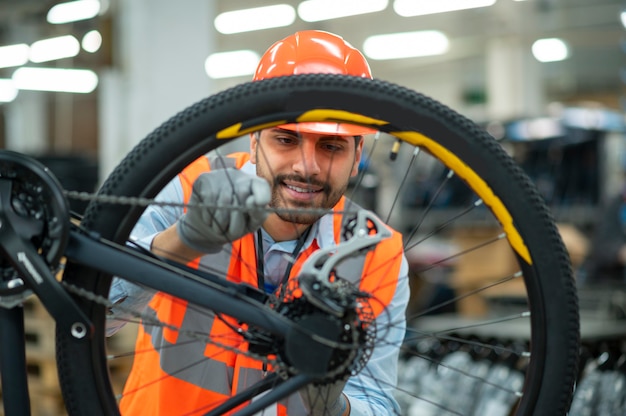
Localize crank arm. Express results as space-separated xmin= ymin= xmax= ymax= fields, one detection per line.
xmin=0 ymin=180 xmax=92 ymax=340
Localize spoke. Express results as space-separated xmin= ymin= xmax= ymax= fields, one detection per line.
xmin=400 ymin=333 xmax=529 ymax=359
xmin=385 ymin=146 xmax=420 ymax=224
xmin=408 ymin=271 xmax=524 ymax=319
xmin=231 ymin=374 xmax=313 ymax=416
xmin=347 ymin=133 xmax=380 ymax=204
xmin=359 ymin=367 xmax=464 ymax=416
xmin=404 ymin=199 xmax=484 ymax=252
xmin=411 ymin=232 xmax=508 ymax=275
xmin=420 ymin=312 xmax=532 ymax=338
xmin=203 ymin=373 xmax=282 ymax=416
xmin=402 ymin=351 xmax=523 ymax=396
xmin=402 ymin=168 xmax=455 ymax=246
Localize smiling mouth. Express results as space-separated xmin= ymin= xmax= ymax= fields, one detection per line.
xmin=284 ymin=183 xmax=322 ymax=194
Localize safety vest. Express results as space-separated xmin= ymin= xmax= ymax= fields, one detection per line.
xmin=119 ymin=153 xmax=404 ymax=416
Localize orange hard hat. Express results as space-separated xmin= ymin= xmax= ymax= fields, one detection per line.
xmin=254 ymin=30 xmax=376 ymax=136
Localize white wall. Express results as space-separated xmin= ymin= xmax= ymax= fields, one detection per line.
xmin=98 ymin=0 xmax=216 ymax=180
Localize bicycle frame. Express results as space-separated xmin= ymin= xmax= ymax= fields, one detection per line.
xmin=0 ymin=153 xmax=388 ymax=415
xmin=1 ymin=218 xmax=315 ymax=416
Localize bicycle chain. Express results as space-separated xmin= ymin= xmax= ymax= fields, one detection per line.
xmin=64 ymin=190 xmax=186 ymax=209
xmin=63 ymin=190 xmax=359 ymax=217
xmin=60 ymin=280 xmax=284 ymax=373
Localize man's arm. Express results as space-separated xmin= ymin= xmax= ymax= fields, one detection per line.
xmin=107 ymin=168 xmax=271 ymax=334
xmin=151 ymin=224 xmax=205 ymax=263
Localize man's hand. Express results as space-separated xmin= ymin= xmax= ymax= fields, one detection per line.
xmin=300 ymin=380 xmax=349 ymax=416
xmin=177 ymin=168 xmax=271 ymax=252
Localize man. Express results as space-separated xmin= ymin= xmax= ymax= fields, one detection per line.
xmin=109 ymin=30 xmax=409 ymax=416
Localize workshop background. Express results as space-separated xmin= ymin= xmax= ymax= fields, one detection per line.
xmin=0 ymin=1 xmax=625 ymax=414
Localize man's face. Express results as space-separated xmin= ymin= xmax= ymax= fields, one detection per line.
xmin=250 ymin=127 xmax=363 ymax=225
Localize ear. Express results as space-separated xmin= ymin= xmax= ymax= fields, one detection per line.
xmin=351 ymin=138 xmax=364 ymax=177
xmin=249 ymin=132 xmax=258 ymax=164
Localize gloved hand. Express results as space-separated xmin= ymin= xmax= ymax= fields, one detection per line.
xmin=300 ymin=379 xmax=349 ymax=416
xmin=177 ymin=168 xmax=271 ymax=253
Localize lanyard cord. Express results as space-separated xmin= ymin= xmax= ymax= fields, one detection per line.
xmin=256 ymin=227 xmax=312 ymax=293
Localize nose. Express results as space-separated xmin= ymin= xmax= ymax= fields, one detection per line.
xmin=292 ymin=139 xmax=321 ymax=177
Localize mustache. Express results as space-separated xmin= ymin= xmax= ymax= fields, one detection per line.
xmin=273 ymin=174 xmax=330 ymax=194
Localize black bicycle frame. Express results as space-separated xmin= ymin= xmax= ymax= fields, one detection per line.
xmin=0 ymin=224 xmax=309 ymax=416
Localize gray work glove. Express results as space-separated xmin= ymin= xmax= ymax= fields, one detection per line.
xmin=300 ymin=380 xmax=348 ymax=416
xmin=177 ymin=168 xmax=271 ymax=253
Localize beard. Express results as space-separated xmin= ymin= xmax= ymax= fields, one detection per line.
xmin=269 ymin=173 xmax=348 ymax=225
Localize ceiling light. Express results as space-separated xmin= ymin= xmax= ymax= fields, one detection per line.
xmin=394 ymin=0 xmax=496 ymax=17
xmin=47 ymin=0 xmax=101 ymax=24
xmin=214 ymin=4 xmax=296 ymax=34
xmin=205 ymin=50 xmax=260 ymax=79
xmin=621 ymin=10 xmax=626 ymax=28
xmin=30 ymin=35 xmax=80 ymax=63
xmin=0 ymin=79 xmax=18 ymax=103
xmin=363 ymin=31 xmax=449 ymax=60
xmin=82 ymin=30 xmax=102 ymax=53
xmin=298 ymin=0 xmax=388 ymax=22
xmin=531 ymin=38 xmax=569 ymax=63
xmin=13 ymin=67 xmax=98 ymax=93
xmin=0 ymin=44 xmax=30 ymax=69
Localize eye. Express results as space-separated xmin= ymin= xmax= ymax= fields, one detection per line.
xmin=320 ymin=141 xmax=345 ymax=153
xmin=275 ymin=135 xmax=299 ymax=145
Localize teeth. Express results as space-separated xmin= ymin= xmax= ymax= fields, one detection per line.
xmin=287 ymin=184 xmax=317 ymax=193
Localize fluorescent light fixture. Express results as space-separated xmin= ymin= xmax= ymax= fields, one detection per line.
xmin=621 ymin=10 xmax=626 ymax=28
xmin=531 ymin=38 xmax=569 ymax=62
xmin=0 ymin=44 xmax=30 ymax=69
xmin=47 ymin=0 xmax=101 ymax=24
xmin=82 ymin=30 xmax=102 ymax=53
xmin=0 ymin=79 xmax=18 ymax=103
xmin=363 ymin=31 xmax=449 ymax=60
xmin=298 ymin=0 xmax=388 ymax=22
xmin=205 ymin=50 xmax=260 ymax=79
xmin=394 ymin=0 xmax=496 ymax=17
xmin=13 ymin=67 xmax=98 ymax=93
xmin=30 ymin=35 xmax=80 ymax=63
xmin=214 ymin=4 xmax=295 ymax=34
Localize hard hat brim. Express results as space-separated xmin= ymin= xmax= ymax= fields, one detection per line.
xmin=279 ymin=122 xmax=377 ymax=136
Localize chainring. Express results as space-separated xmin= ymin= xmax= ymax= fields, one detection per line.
xmin=0 ymin=151 xmax=70 ymax=306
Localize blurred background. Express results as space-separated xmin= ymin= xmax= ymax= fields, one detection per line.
xmin=1 ymin=2 xmax=626 ymax=414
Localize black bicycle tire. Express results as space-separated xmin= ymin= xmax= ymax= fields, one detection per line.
xmin=56 ymin=73 xmax=579 ymax=416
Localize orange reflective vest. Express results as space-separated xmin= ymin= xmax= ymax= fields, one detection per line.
xmin=119 ymin=153 xmax=404 ymax=416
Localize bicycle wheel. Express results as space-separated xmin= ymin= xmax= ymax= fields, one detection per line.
xmin=56 ymin=74 xmax=579 ymax=416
